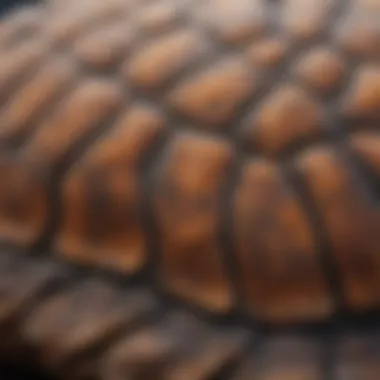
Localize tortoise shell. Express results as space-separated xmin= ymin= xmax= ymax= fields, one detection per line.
xmin=0 ymin=0 xmax=379 ymax=379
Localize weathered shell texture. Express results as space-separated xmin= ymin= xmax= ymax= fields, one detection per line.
xmin=0 ymin=0 xmax=379 ymax=378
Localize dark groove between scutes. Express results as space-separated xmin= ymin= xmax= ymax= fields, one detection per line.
xmin=284 ymin=161 xmax=346 ymax=316
xmin=32 ymin=89 xmax=129 ymax=255
xmin=321 ymin=333 xmax=338 ymax=380
xmin=216 ymin=152 xmax=246 ymax=319
xmin=138 ymin=112 xmax=172 ymax=286
xmin=0 ymin=41 xmax=48 ymax=110
xmin=5 ymin=236 xmax=380 ymax=336
xmin=346 ymin=148 xmax=380 ymax=202
xmin=7 ymin=59 xmax=80 ymax=151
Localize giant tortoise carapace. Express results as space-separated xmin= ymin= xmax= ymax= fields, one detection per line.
xmin=0 ymin=0 xmax=379 ymax=379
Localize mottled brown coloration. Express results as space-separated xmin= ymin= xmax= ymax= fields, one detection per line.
xmin=246 ymin=38 xmax=288 ymax=69
xmin=296 ymin=147 xmax=380 ymax=310
xmin=57 ymin=105 xmax=165 ymax=273
xmin=233 ymin=159 xmax=332 ymax=322
xmin=0 ymin=157 xmax=48 ymax=246
xmin=197 ymin=0 xmax=268 ymax=44
xmin=0 ymin=56 xmax=77 ymax=142
xmin=343 ymin=66 xmax=380 ymax=119
xmin=127 ymin=30 xmax=208 ymax=90
xmin=350 ymin=131 xmax=380 ymax=175
xmin=294 ymin=47 xmax=345 ymax=93
xmin=23 ymin=79 xmax=123 ymax=166
xmin=72 ymin=21 xmax=133 ymax=70
xmin=243 ymin=84 xmax=325 ymax=155
xmin=154 ymin=133 xmax=234 ymax=312
xmin=0 ymin=38 xmax=49 ymax=104
xmin=0 ymin=0 xmax=379 ymax=379
xmin=136 ymin=0 xmax=179 ymax=35
xmin=169 ymin=58 xmax=255 ymax=127
xmin=280 ymin=0 xmax=334 ymax=41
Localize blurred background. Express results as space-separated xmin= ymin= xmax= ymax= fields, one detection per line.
xmin=0 ymin=2 xmax=50 ymax=378
xmin=0 ymin=0 xmax=40 ymax=16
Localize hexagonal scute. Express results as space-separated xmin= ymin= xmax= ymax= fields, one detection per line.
xmin=125 ymin=29 xmax=208 ymax=91
xmin=153 ymin=132 xmax=235 ymax=312
xmin=342 ymin=66 xmax=380 ymax=120
xmin=168 ymin=58 xmax=256 ymax=128
xmin=242 ymin=84 xmax=326 ymax=156
xmin=294 ymin=47 xmax=346 ymax=94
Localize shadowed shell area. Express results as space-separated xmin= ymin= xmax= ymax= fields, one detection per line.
xmin=0 ymin=0 xmax=379 ymax=379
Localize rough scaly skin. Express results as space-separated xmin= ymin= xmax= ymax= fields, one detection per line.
xmin=0 ymin=0 xmax=379 ymax=379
